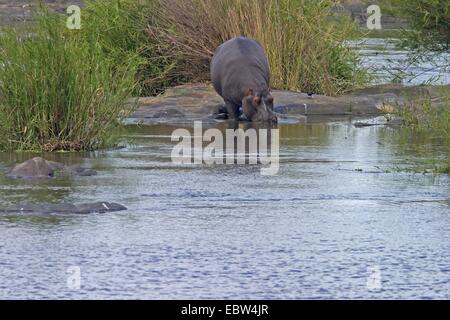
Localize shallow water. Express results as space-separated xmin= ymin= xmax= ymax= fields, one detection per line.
xmin=0 ymin=120 xmax=449 ymax=299
xmin=354 ymin=38 xmax=450 ymax=85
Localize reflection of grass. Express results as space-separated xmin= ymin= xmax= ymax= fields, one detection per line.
xmin=398 ymin=99 xmax=450 ymax=142
xmin=393 ymin=95 xmax=450 ymax=174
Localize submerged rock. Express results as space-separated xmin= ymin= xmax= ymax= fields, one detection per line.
xmin=70 ymin=166 xmax=98 ymax=177
xmin=6 ymin=157 xmax=97 ymax=179
xmin=0 ymin=202 xmax=127 ymax=215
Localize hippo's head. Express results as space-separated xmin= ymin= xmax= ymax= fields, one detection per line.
xmin=242 ymin=89 xmax=278 ymax=123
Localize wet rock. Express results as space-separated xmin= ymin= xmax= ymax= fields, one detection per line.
xmin=6 ymin=157 xmax=97 ymax=179
xmin=129 ymin=83 xmax=448 ymax=124
xmin=0 ymin=202 xmax=127 ymax=215
xmin=7 ymin=157 xmax=56 ymax=178
xmin=354 ymin=122 xmax=376 ymax=128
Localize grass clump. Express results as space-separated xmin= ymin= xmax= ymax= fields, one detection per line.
xmin=395 ymin=95 xmax=450 ymax=174
xmin=0 ymin=5 xmax=143 ymax=151
xmin=148 ymin=0 xmax=368 ymax=96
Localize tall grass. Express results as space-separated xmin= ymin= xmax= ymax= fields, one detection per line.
xmin=147 ymin=0 xmax=368 ymax=96
xmin=81 ymin=0 xmax=176 ymax=96
xmin=0 ymin=5 xmax=143 ymax=151
xmin=0 ymin=0 xmax=369 ymax=151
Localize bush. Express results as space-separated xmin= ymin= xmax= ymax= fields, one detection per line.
xmin=147 ymin=0 xmax=368 ymax=96
xmin=0 ymin=6 xmax=143 ymax=151
xmin=383 ymin=0 xmax=450 ymax=52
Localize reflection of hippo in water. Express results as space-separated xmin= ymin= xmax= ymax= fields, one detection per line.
xmin=211 ymin=37 xmax=277 ymax=122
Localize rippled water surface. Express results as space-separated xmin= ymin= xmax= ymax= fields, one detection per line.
xmin=354 ymin=37 xmax=450 ymax=85
xmin=0 ymin=120 xmax=449 ymax=299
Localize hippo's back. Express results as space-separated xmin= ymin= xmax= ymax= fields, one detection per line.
xmin=211 ymin=37 xmax=270 ymax=104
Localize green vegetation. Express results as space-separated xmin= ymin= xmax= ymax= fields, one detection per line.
xmin=0 ymin=5 xmax=143 ymax=151
xmin=0 ymin=0 xmax=369 ymax=151
xmin=81 ymin=0 xmax=174 ymax=96
xmin=149 ymin=0 xmax=368 ymax=96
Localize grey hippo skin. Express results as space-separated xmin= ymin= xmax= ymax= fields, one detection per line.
xmin=211 ymin=37 xmax=277 ymax=122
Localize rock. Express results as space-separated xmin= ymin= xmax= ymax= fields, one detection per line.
xmin=46 ymin=160 xmax=65 ymax=171
xmin=7 ymin=157 xmax=57 ymax=178
xmin=7 ymin=157 xmax=97 ymax=179
xmin=70 ymin=166 xmax=98 ymax=177
xmin=128 ymin=83 xmax=448 ymax=125
xmin=385 ymin=118 xmax=405 ymax=128
xmin=74 ymin=202 xmax=126 ymax=213
xmin=151 ymin=109 xmax=185 ymax=119
xmin=354 ymin=122 xmax=377 ymax=128
xmin=0 ymin=202 xmax=127 ymax=215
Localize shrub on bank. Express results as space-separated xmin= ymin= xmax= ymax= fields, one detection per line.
xmin=0 ymin=7 xmax=143 ymax=151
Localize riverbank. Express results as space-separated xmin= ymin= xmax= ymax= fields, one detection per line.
xmin=128 ymin=83 xmax=450 ymax=125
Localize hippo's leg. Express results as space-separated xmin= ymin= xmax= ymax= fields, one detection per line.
xmin=225 ymin=100 xmax=240 ymax=120
xmin=217 ymin=104 xmax=228 ymax=114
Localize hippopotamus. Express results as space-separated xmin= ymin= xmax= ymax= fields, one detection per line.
xmin=211 ymin=37 xmax=277 ymax=122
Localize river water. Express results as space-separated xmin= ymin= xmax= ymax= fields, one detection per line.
xmin=0 ymin=120 xmax=449 ymax=299
xmin=1 ymin=37 xmax=450 ymax=299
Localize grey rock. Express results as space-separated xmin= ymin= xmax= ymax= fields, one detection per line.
xmin=0 ymin=202 xmax=127 ymax=215
xmin=7 ymin=157 xmax=97 ymax=179
xmin=70 ymin=166 xmax=98 ymax=177
xmin=7 ymin=157 xmax=56 ymax=178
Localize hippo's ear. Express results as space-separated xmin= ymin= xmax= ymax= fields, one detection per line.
xmin=244 ymin=88 xmax=254 ymax=97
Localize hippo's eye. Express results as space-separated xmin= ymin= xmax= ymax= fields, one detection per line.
xmin=266 ymin=96 xmax=274 ymax=104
